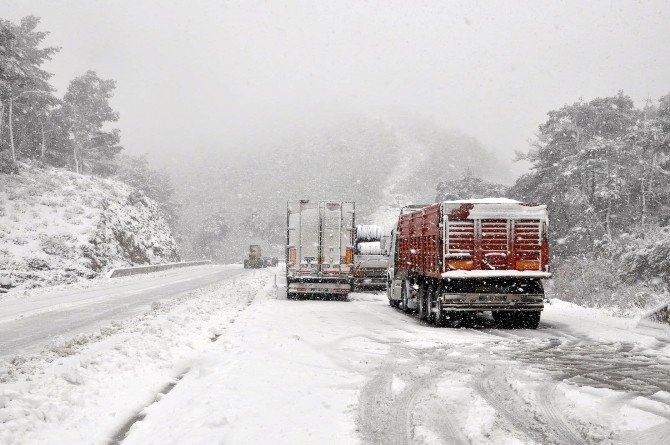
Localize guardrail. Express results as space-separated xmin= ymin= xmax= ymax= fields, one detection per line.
xmin=641 ymin=301 xmax=670 ymax=325
xmin=107 ymin=260 xmax=212 ymax=278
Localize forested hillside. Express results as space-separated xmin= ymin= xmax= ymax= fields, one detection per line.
xmin=0 ymin=16 xmax=180 ymax=290
xmin=509 ymin=93 xmax=670 ymax=314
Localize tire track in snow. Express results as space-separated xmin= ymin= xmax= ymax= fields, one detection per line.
xmin=357 ymin=346 xmax=468 ymax=445
xmin=473 ymin=367 xmax=561 ymax=444
xmin=534 ymin=382 xmax=585 ymax=445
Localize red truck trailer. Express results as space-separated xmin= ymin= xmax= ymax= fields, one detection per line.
xmin=386 ymin=199 xmax=550 ymax=328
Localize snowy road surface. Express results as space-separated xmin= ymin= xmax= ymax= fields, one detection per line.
xmin=2 ymin=268 xmax=670 ymax=444
xmin=0 ymin=264 xmax=248 ymax=357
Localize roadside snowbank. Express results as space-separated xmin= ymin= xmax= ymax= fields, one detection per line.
xmin=0 ymin=164 xmax=178 ymax=291
xmin=0 ymin=267 xmax=273 ymax=444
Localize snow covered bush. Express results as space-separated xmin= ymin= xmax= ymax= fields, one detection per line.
xmin=550 ymin=254 xmax=668 ymax=316
xmin=0 ymin=151 xmax=19 ymax=174
xmin=0 ymin=164 xmax=179 ymax=291
xmin=613 ymin=227 xmax=670 ymax=286
xmin=551 ymin=230 xmax=670 ymax=316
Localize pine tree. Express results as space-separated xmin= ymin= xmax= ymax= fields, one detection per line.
xmin=61 ymin=71 xmax=122 ymax=174
xmin=0 ymin=16 xmax=59 ymax=167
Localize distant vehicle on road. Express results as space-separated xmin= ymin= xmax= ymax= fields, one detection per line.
xmin=244 ymin=245 xmax=264 ymax=269
xmin=285 ymin=200 xmax=355 ymax=299
xmin=387 ymin=199 xmax=550 ymax=329
xmin=262 ymin=257 xmax=279 ymax=267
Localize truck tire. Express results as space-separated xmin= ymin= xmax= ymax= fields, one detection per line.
xmin=389 ymin=296 xmax=400 ymax=308
xmin=514 ymin=311 xmax=541 ymax=329
xmin=426 ymin=285 xmax=436 ymax=324
xmin=493 ymin=311 xmax=541 ymax=329
xmin=402 ymin=280 xmax=412 ymax=313
xmin=434 ymin=299 xmax=445 ymax=327
xmin=417 ymin=283 xmax=428 ymax=321
xmin=492 ymin=311 xmax=513 ymax=329
xmin=387 ymin=278 xmax=399 ymax=308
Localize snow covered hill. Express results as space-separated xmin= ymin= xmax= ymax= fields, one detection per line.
xmin=0 ymin=164 xmax=178 ymax=291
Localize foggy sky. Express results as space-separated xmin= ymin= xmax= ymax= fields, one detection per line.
xmin=5 ymin=0 xmax=670 ymax=174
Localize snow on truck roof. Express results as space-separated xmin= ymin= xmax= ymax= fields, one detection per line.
xmin=443 ymin=198 xmax=521 ymax=204
xmin=441 ymin=198 xmax=548 ymax=220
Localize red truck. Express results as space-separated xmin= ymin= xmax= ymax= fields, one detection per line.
xmin=386 ymin=199 xmax=550 ymax=328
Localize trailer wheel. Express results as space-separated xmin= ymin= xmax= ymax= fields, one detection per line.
xmin=514 ymin=311 xmax=541 ymax=329
xmin=389 ymin=297 xmax=400 ymax=308
xmin=492 ymin=311 xmax=512 ymax=329
xmin=434 ymin=299 xmax=445 ymax=327
xmin=426 ymin=285 xmax=437 ymax=324
xmin=386 ymin=278 xmax=393 ymax=306
xmin=417 ymin=283 xmax=428 ymax=321
xmin=493 ymin=311 xmax=541 ymax=329
xmin=402 ymin=280 xmax=412 ymax=313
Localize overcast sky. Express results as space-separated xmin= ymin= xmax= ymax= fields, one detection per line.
xmin=5 ymin=0 xmax=670 ymax=172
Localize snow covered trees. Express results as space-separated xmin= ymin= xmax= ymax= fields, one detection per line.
xmin=114 ymin=154 xmax=180 ymax=227
xmin=511 ymin=92 xmax=670 ymax=257
xmin=435 ymin=173 xmax=507 ymax=202
xmin=511 ymin=92 xmax=670 ymax=312
xmin=61 ymin=71 xmax=122 ymax=175
xmin=0 ymin=16 xmax=123 ymax=175
xmin=193 ymin=211 xmax=229 ymax=261
xmin=0 ymin=16 xmax=59 ymax=170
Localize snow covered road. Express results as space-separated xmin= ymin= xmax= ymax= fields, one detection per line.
xmin=120 ymin=288 xmax=670 ymax=444
xmin=0 ymin=264 xmax=249 ymax=357
xmin=2 ymin=269 xmax=670 ymax=444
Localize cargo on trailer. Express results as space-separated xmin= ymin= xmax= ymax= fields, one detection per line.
xmin=352 ymin=224 xmax=389 ymax=291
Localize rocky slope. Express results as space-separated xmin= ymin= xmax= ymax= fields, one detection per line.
xmin=0 ymin=164 xmax=178 ymax=291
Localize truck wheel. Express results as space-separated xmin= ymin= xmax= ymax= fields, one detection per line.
xmin=514 ymin=311 xmax=541 ymax=329
xmin=387 ymin=278 xmax=397 ymax=307
xmin=417 ymin=284 xmax=428 ymax=321
xmin=434 ymin=299 xmax=445 ymax=327
xmin=402 ymin=281 xmax=412 ymax=313
xmin=492 ymin=311 xmax=514 ymax=329
xmin=426 ymin=285 xmax=436 ymax=324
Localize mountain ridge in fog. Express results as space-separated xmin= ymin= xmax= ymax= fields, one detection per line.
xmin=169 ymin=113 xmax=510 ymax=261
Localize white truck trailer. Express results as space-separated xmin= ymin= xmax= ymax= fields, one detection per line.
xmin=285 ymin=200 xmax=355 ymax=299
